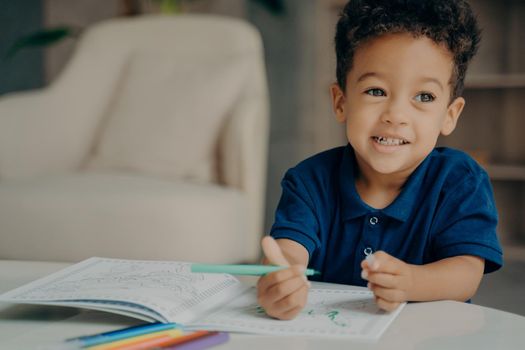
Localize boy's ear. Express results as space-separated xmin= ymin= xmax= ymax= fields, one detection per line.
xmin=330 ymin=83 xmax=347 ymax=123
xmin=441 ymin=96 xmax=465 ymax=136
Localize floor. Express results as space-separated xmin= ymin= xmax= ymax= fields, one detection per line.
xmin=472 ymin=246 xmax=525 ymax=316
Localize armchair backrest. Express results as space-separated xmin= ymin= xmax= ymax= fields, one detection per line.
xmin=83 ymin=15 xmax=269 ymax=255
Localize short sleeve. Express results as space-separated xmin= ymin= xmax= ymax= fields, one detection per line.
xmin=430 ymin=171 xmax=503 ymax=273
xmin=270 ymin=169 xmax=321 ymax=257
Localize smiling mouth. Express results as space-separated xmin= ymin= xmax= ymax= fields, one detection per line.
xmin=372 ymin=136 xmax=410 ymax=146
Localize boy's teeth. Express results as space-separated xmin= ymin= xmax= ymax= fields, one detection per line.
xmin=374 ymin=136 xmax=408 ymax=146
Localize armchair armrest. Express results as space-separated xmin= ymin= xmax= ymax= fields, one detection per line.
xmin=0 ymin=89 xmax=77 ymax=179
xmin=219 ymin=54 xmax=269 ymax=261
xmin=0 ymin=24 xmax=127 ymax=180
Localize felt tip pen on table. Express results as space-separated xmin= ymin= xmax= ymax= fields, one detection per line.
xmin=62 ymin=322 xmax=180 ymax=348
xmin=88 ymin=329 xmax=184 ymax=350
xmin=163 ymin=332 xmax=229 ymax=350
xmin=190 ymin=264 xmax=320 ymax=276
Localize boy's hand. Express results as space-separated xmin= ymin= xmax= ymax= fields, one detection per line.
xmin=360 ymin=251 xmax=414 ymax=312
xmin=256 ymin=236 xmax=310 ymax=320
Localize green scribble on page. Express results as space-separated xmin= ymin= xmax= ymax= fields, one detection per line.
xmin=255 ymin=305 xmax=266 ymax=314
xmin=326 ymin=310 xmax=347 ymax=327
xmin=307 ymin=309 xmax=314 ymax=315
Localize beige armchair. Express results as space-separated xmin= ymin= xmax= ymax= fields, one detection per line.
xmin=0 ymin=15 xmax=269 ymax=263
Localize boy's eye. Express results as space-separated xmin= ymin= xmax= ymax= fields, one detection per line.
xmin=365 ymin=88 xmax=386 ymax=97
xmin=414 ymin=93 xmax=435 ymax=102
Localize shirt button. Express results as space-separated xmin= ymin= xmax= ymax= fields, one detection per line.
xmin=369 ymin=216 xmax=379 ymax=225
xmin=364 ymin=247 xmax=374 ymax=256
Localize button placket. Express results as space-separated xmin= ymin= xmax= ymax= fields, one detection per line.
xmin=363 ymin=215 xmax=381 ymax=260
xmin=357 ymin=214 xmax=382 ymax=282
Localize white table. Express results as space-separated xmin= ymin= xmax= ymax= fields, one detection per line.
xmin=1 ymin=260 xmax=524 ymax=350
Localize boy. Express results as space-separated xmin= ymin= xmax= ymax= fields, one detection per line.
xmin=257 ymin=0 xmax=503 ymax=320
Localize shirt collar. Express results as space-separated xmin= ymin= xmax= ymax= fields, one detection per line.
xmin=339 ymin=144 xmax=429 ymax=222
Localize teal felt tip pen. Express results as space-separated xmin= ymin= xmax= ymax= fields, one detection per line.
xmin=190 ymin=264 xmax=320 ymax=276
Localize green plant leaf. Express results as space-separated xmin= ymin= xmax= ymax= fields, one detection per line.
xmin=160 ymin=0 xmax=180 ymax=14
xmin=5 ymin=26 xmax=74 ymax=59
xmin=251 ymin=0 xmax=285 ymax=15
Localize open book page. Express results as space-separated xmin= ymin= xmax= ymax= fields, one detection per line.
xmin=0 ymin=258 xmax=405 ymax=339
xmin=36 ymin=299 xmax=162 ymax=322
xmin=0 ymin=257 xmax=247 ymax=324
xmin=189 ymin=287 xmax=405 ymax=339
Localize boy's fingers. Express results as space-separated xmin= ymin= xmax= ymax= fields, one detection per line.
xmin=365 ymin=254 xmax=380 ymax=270
xmin=257 ymin=265 xmax=306 ymax=293
xmin=277 ymin=305 xmax=304 ymax=320
xmin=363 ymin=251 xmax=402 ymax=274
xmin=263 ymin=275 xmax=309 ymax=304
xmin=365 ymin=272 xmax=397 ymax=288
xmin=272 ymin=283 xmax=309 ymax=314
xmin=262 ymin=236 xmax=289 ymax=266
xmin=374 ymin=296 xmax=401 ymax=312
xmin=368 ymin=283 xmax=406 ymax=302
xmin=256 ymin=271 xmax=289 ymax=294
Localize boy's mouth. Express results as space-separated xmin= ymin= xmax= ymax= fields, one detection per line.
xmin=372 ymin=136 xmax=410 ymax=146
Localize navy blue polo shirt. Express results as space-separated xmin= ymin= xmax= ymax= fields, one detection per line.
xmin=270 ymin=144 xmax=503 ymax=287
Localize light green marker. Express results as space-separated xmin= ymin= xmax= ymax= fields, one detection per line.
xmin=190 ymin=264 xmax=320 ymax=276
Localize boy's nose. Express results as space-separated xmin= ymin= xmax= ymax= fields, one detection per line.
xmin=380 ymin=99 xmax=409 ymax=126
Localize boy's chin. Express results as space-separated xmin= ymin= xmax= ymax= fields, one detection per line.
xmin=366 ymin=159 xmax=420 ymax=177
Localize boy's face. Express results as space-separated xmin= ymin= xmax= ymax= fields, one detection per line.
xmin=331 ymin=33 xmax=465 ymax=180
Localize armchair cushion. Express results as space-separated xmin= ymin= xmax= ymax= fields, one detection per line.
xmin=88 ymin=52 xmax=247 ymax=183
xmin=0 ymin=173 xmax=249 ymax=262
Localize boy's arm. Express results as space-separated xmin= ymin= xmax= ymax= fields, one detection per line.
xmin=409 ymin=255 xmax=484 ymax=301
xmin=261 ymin=238 xmax=309 ymax=267
xmin=362 ymin=252 xmax=484 ymax=311
xmin=257 ymin=237 xmax=310 ymax=320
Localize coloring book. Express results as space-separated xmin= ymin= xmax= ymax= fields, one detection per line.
xmin=0 ymin=257 xmax=405 ymax=339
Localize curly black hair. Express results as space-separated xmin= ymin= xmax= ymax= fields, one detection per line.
xmin=335 ymin=0 xmax=481 ymax=101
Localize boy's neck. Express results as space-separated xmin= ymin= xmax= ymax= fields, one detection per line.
xmin=354 ymin=157 xmax=413 ymax=210
xmin=355 ymin=175 xmax=404 ymax=210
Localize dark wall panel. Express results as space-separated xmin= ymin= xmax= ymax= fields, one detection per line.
xmin=0 ymin=0 xmax=44 ymax=95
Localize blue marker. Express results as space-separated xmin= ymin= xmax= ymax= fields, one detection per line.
xmin=63 ymin=322 xmax=180 ymax=348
